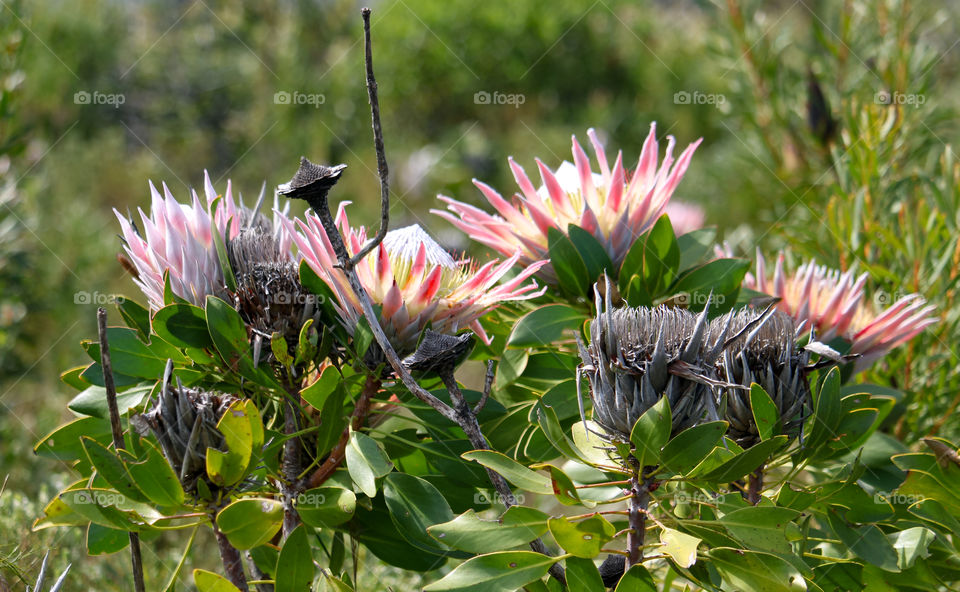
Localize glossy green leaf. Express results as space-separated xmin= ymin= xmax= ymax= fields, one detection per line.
xmin=548 ymin=227 xmax=590 ymax=297
xmin=82 ymin=327 xmax=187 ymax=379
xmin=805 ymin=366 xmax=843 ymax=453
xmin=383 ymin=473 xmax=458 ymax=555
xmin=345 ymin=430 xmax=394 ymax=497
xmin=82 ymin=437 xmax=149 ymax=503
xmin=297 ymin=486 xmax=356 ymax=528
xmin=571 ymin=421 xmax=614 ymax=467
xmin=301 ymin=366 xmax=341 ymax=410
xmin=508 ymin=304 xmax=584 ymax=348
xmin=677 ymin=227 xmax=718 ymax=271
xmin=123 ymin=439 xmax=185 ymax=507
xmin=194 ymin=569 xmax=242 ymax=592
xmin=206 ymin=400 xmax=254 ymax=487
xmin=86 ymin=523 xmax=129 ymax=555
xmin=462 ymin=450 xmax=552 ymax=494
xmin=719 ymin=506 xmax=800 ymax=554
xmin=613 ymin=564 xmax=657 ymax=592
xmin=660 ymin=527 xmax=700 ymax=568
xmin=117 ymin=297 xmax=151 ymax=339
xmin=565 ymin=556 xmax=604 ymax=592
xmin=709 ymin=548 xmax=806 ymax=591
xmin=750 ymin=383 xmax=779 ymax=441
xmin=548 ymin=514 xmax=614 ymax=558
xmin=568 ymin=224 xmax=615 ymax=282
xmin=152 ymin=303 xmax=213 ymax=349
xmin=35 ymin=416 xmax=113 ymax=462
xmin=888 ymin=526 xmax=935 ymax=570
xmin=275 ymin=524 xmax=315 ymax=592
xmin=427 ymin=506 xmax=550 ymax=554
xmin=68 ymin=383 xmax=153 ymax=420
xmin=629 ymin=396 xmax=671 ymax=468
xmin=671 ymin=258 xmax=748 ymax=313
xmin=660 ymin=421 xmax=727 ymax=475
xmin=641 ymin=215 xmax=679 ymax=295
xmin=700 ymin=435 xmax=787 ymax=483
xmin=205 ymin=295 xmax=251 ymax=372
xmin=827 ymin=508 xmax=899 ymax=572
xmin=215 ymin=498 xmax=283 ymax=550
xmin=423 ymin=551 xmax=559 ymax=592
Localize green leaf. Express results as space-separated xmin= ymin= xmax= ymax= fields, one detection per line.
xmin=162 ymin=526 xmax=199 ymax=592
xmin=660 ymin=421 xmax=727 ymax=475
xmin=709 ymin=548 xmax=807 ymax=591
xmin=564 ymin=556 xmax=604 ymax=592
xmin=613 ymin=565 xmax=657 ymax=592
xmin=888 ymin=526 xmax=935 ymax=570
xmin=87 ymin=523 xmax=129 ymax=555
xmin=677 ymin=227 xmax=718 ymax=271
xmin=548 ymin=514 xmax=614 ymax=558
xmin=301 ymin=366 xmax=341 ymax=410
xmin=82 ymin=327 xmax=188 ymax=379
xmin=508 ymin=304 xmax=584 ymax=348
xmin=345 ymin=430 xmax=394 ymax=497
xmin=211 ymin=211 xmax=238 ymax=293
xmin=297 ymin=487 xmax=356 ymax=528
xmin=215 ymin=498 xmax=283 ymax=550
xmin=205 ymin=295 xmax=252 ymax=372
xmin=804 ymin=367 xmax=843 ymax=454
xmin=660 ymin=527 xmax=700 ymax=568
xmin=532 ymin=463 xmax=583 ymax=506
xmin=827 ymin=508 xmax=900 ymax=572
xmin=571 ymin=421 xmax=614 ymax=467
xmin=568 ymin=224 xmax=615 ymax=282
xmin=423 ymin=551 xmax=559 ymax=592
xmin=152 ymin=303 xmax=213 ymax=349
xmin=630 ymin=396 xmax=671 ymax=468
xmin=35 ymin=417 xmax=113 ymax=462
xmin=123 ymin=439 xmax=186 ymax=508
xmin=548 ymin=227 xmax=590 ymax=297
xmin=82 ymin=437 xmax=149 ymax=503
xmin=750 ymin=383 xmax=779 ymax=441
xmin=194 ymin=569 xmax=242 ymax=592
xmin=68 ymin=383 xmax=153 ymax=420
xmin=206 ymin=400 xmax=254 ymax=487
xmin=700 ymin=435 xmax=787 ymax=482
xmin=533 ymin=403 xmax=582 ymax=461
xmin=314 ymin=383 xmax=348 ymax=457
xmin=496 ymin=349 xmax=529 ymax=388
xmin=428 ymin=506 xmax=549 ymax=554
xmin=462 ymin=450 xmax=552 ymax=495
xmin=353 ymin=316 xmax=375 ymax=359
xmin=641 ymin=215 xmax=680 ymax=296
xmin=719 ymin=506 xmax=800 ymax=554
xmin=383 ymin=473 xmax=460 ymax=556
xmin=271 ymin=332 xmax=294 ymax=367
xmin=275 ymin=524 xmax=315 ymax=592
xmin=117 ymin=297 xmax=151 ymax=339
xmin=671 ymin=258 xmax=748 ymax=313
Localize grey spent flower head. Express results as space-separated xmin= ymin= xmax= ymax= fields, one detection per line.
xmin=402 ymin=330 xmax=475 ymax=376
xmin=577 ymin=276 xmax=728 ymax=442
xmin=711 ymin=309 xmax=812 ymax=448
xmin=277 ymin=157 xmax=347 ymax=211
xmin=228 ymin=226 xmax=321 ymax=355
xmin=132 ymin=381 xmax=237 ymax=495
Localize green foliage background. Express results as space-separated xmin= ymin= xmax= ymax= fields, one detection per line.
xmin=1 ymin=0 xmax=959 ymax=589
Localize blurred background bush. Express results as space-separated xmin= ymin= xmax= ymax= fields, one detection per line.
xmin=1 ymin=0 xmax=959 ymax=588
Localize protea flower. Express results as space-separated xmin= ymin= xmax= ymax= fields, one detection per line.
xmin=115 ymin=172 xmax=248 ymax=310
xmin=740 ymin=249 xmax=936 ymax=371
xmin=711 ymin=309 xmax=812 ymax=448
xmin=433 ymin=123 xmax=701 ymax=281
xmin=577 ymin=277 xmax=730 ymax=442
xmin=281 ymin=206 xmax=547 ymax=357
xmin=132 ymin=376 xmax=238 ymax=494
xmin=664 ymin=201 xmax=705 ymax=235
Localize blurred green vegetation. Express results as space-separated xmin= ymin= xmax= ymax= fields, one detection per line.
xmin=1 ymin=0 xmax=959 ymax=588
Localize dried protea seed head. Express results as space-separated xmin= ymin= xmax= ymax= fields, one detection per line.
xmin=228 ymin=226 xmax=322 ymax=355
xmin=132 ymin=383 xmax=237 ymax=495
xmin=402 ymin=330 xmax=475 ymax=376
xmin=578 ymin=278 xmax=725 ymax=442
xmin=712 ymin=309 xmax=811 ymax=448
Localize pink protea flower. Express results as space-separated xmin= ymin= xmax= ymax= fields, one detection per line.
xmin=433 ymin=123 xmax=701 ymax=281
xmin=281 ymin=204 xmax=547 ymax=354
xmin=115 ymin=172 xmax=292 ymax=310
xmin=664 ymin=200 xmax=705 ymax=235
xmin=741 ymin=249 xmax=937 ymax=371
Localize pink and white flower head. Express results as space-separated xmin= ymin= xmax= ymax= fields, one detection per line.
xmin=664 ymin=200 xmax=705 ymax=236
xmin=115 ymin=171 xmax=292 ymax=311
xmin=741 ymin=249 xmax=937 ymax=371
xmin=281 ymin=204 xmax=548 ymax=355
xmin=433 ymin=123 xmax=702 ymax=281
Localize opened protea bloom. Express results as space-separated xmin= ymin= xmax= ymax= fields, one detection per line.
xmin=711 ymin=309 xmax=812 ymax=448
xmin=577 ymin=276 xmax=730 ymax=442
xmin=740 ymin=250 xmax=936 ymax=371
xmin=281 ymin=206 xmax=547 ymax=357
xmin=434 ymin=123 xmax=701 ymax=281
xmin=115 ymin=172 xmax=255 ymax=310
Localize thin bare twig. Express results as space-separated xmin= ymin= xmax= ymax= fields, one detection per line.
xmin=474 ymin=360 xmax=495 ymax=414
xmin=97 ymin=308 xmax=146 ymax=592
